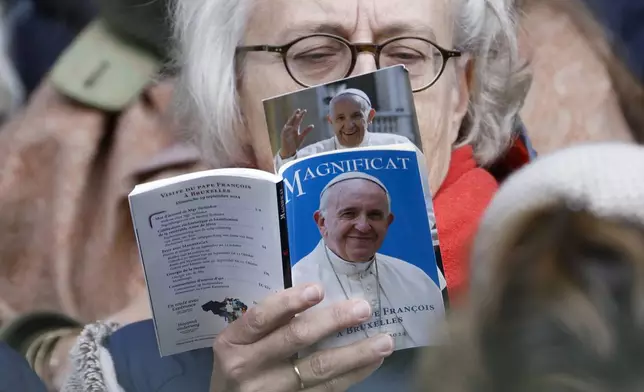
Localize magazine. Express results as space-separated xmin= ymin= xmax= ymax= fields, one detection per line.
xmin=128 ymin=66 xmax=446 ymax=357
xmin=129 ymin=145 xmax=446 ymax=356
xmin=262 ymin=65 xmax=445 ymax=356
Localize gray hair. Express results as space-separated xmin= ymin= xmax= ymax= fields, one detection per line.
xmin=172 ymin=0 xmax=530 ymax=167
xmin=328 ymin=88 xmax=373 ymax=119
xmin=319 ymin=172 xmax=392 ymax=217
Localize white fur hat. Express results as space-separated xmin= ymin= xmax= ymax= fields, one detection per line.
xmin=470 ymin=142 xmax=644 ymax=298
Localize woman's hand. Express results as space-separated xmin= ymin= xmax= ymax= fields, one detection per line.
xmin=210 ymin=284 xmax=394 ymax=392
xmin=279 ymin=109 xmax=314 ymax=159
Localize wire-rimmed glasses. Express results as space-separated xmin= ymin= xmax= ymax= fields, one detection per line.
xmin=236 ymin=33 xmax=461 ymax=92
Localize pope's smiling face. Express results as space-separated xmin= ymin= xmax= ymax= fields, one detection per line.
xmin=328 ymin=96 xmax=374 ymax=148
xmin=315 ymin=178 xmax=394 ymax=262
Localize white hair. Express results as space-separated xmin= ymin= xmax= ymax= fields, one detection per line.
xmin=172 ymin=0 xmax=530 ymax=167
xmin=319 ymin=172 xmax=392 ymax=217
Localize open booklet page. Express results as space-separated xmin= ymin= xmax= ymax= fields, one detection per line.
xmin=277 ymin=145 xmax=446 ymax=355
xmin=128 ymin=170 xmax=289 ymax=356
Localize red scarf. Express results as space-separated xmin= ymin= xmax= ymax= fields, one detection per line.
xmin=433 ymin=146 xmax=498 ymax=298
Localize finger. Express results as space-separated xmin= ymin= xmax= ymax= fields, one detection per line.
xmin=293 ymin=109 xmax=307 ymax=127
xmin=297 ymin=125 xmax=315 ymax=143
xmin=305 ymin=360 xmax=384 ymax=392
xmin=296 ymin=334 xmax=393 ymax=388
xmin=219 ymin=284 xmax=323 ymax=345
xmin=242 ymin=334 xmax=390 ymax=392
xmin=285 ymin=109 xmax=301 ymax=126
xmin=247 ymin=299 xmax=374 ymax=363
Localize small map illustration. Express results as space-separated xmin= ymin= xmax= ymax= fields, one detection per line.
xmin=202 ymin=298 xmax=248 ymax=324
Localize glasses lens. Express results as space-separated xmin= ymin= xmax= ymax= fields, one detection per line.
xmin=380 ymin=38 xmax=444 ymax=90
xmin=285 ymin=36 xmax=352 ymax=87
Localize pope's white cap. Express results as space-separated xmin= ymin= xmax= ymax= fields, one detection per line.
xmin=330 ymin=88 xmax=372 ymax=107
xmin=320 ymin=171 xmax=389 ymax=200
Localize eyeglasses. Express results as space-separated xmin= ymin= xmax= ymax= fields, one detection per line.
xmin=236 ymin=33 xmax=461 ymax=92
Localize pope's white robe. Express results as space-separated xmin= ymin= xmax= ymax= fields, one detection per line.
xmin=292 ymin=240 xmax=445 ymax=354
xmin=274 ymin=131 xmax=413 ymax=171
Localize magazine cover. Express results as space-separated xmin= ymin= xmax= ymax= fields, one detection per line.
xmin=264 ymin=65 xmax=423 ymax=172
xmin=278 ymin=146 xmax=445 ymax=354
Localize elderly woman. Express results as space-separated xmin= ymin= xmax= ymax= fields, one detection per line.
xmin=62 ymin=0 xmax=531 ymax=391
xmin=176 ymin=0 xmax=530 ymax=294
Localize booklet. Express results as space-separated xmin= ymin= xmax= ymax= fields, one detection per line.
xmin=262 ymin=65 xmax=446 ymax=356
xmin=128 ymin=66 xmax=447 ymax=357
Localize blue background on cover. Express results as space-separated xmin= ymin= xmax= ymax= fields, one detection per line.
xmin=281 ymin=149 xmax=438 ymax=286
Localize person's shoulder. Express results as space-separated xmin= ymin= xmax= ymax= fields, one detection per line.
xmin=378 ymin=253 xmax=418 ymax=268
xmin=106 ymin=320 xmax=213 ymax=392
xmin=299 ymin=137 xmax=334 ymax=155
xmin=377 ymin=253 xmax=434 ymax=281
xmin=392 ymin=133 xmax=413 ymax=143
xmin=0 ymin=343 xmax=47 ymax=392
xmin=371 ymin=132 xmax=412 ymax=144
xmin=293 ymin=246 xmax=319 ymax=272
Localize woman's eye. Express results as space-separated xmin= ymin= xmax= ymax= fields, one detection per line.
xmin=387 ymin=51 xmax=425 ymax=61
xmin=292 ymin=50 xmax=340 ymax=64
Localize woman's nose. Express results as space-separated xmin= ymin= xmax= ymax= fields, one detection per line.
xmin=351 ymin=53 xmax=378 ymax=76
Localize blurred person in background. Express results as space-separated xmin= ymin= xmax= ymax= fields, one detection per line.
xmin=4 ymin=0 xmax=97 ymax=97
xmin=0 ymin=0 xmax=204 ymax=390
xmin=518 ymin=0 xmax=644 ymax=152
xmin=416 ymin=143 xmax=644 ymax=392
xmin=584 ymin=0 xmax=644 ymax=83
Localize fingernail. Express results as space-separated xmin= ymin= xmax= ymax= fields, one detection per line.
xmin=352 ymin=300 xmax=371 ymax=320
xmin=372 ymin=335 xmax=394 ymax=355
xmin=302 ymin=285 xmax=321 ymax=302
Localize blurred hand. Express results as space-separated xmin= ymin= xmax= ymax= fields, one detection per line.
xmin=50 ymin=333 xmax=79 ymax=390
xmin=279 ymin=109 xmax=314 ymax=159
xmin=210 ymin=284 xmax=394 ymax=392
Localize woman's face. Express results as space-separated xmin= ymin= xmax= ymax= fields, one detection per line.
xmin=239 ymin=0 xmax=470 ymax=193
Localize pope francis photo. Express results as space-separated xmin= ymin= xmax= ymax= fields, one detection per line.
xmin=274 ymin=88 xmax=413 ymax=170
xmin=292 ymin=171 xmax=445 ymax=354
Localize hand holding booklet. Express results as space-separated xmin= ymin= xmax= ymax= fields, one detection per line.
xmin=128 ymin=65 xmax=447 ymax=357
